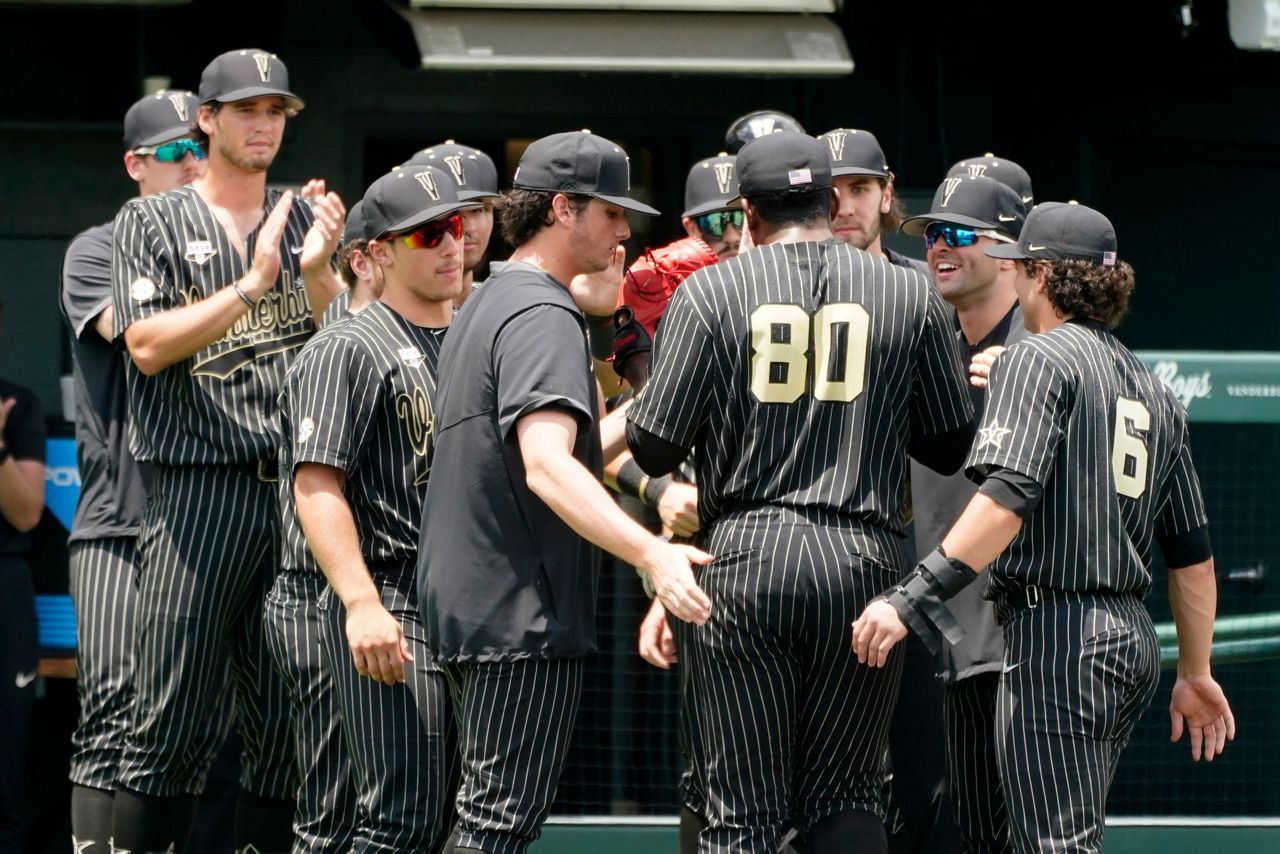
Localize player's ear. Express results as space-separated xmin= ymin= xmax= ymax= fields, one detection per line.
xmin=742 ymin=199 xmax=758 ymax=235
xmin=551 ymin=193 xmax=578 ymax=226
xmin=123 ymin=150 xmax=146 ymax=182
xmin=196 ymin=104 xmax=218 ymax=136
xmin=367 ymin=238 xmax=394 ymax=268
xmin=681 ymin=217 xmax=700 ymax=240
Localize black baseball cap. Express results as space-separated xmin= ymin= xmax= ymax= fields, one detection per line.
xmin=820 ymin=128 xmax=890 ymax=179
xmin=901 ymin=175 xmax=1026 ymax=237
xmin=724 ymin=109 xmax=806 ymax=154
xmin=735 ymin=132 xmax=832 ymax=199
xmin=683 ymin=154 xmax=739 ymax=218
xmin=198 ymin=49 xmax=304 ymax=115
xmin=513 ymin=131 xmax=658 ymax=216
xmin=124 ymin=90 xmax=198 ymax=150
xmin=947 ymin=154 xmax=1034 ymax=205
xmin=407 ymin=141 xmax=500 ymax=202
xmin=342 ymin=201 xmax=366 ymax=246
xmin=985 ymin=202 xmax=1119 ymax=266
xmin=361 ymin=166 xmax=472 ymax=239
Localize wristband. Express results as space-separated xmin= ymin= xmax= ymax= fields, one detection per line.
xmin=233 ymin=281 xmax=257 ymax=309
xmin=615 ymin=459 xmax=649 ymax=503
xmin=585 ymin=312 xmax=616 ymax=361
xmin=880 ymin=547 xmax=978 ymax=655
xmin=643 ymin=474 xmax=672 ymax=507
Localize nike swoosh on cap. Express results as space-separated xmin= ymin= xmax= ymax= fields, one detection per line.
xmin=1028 ymin=244 xmax=1047 ymax=251
xmin=997 ymin=214 xmax=1017 ymax=222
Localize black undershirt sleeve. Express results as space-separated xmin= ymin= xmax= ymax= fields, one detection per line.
xmin=909 ymin=420 xmax=977 ymax=475
xmin=627 ymin=421 xmax=690 ymax=477
xmin=977 ymin=467 xmax=1044 ymax=518
xmin=1158 ymin=525 xmax=1213 ymax=570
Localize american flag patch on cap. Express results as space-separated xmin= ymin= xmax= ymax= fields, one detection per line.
xmin=1102 ymin=251 xmax=1117 ymax=267
xmin=788 ymin=168 xmax=812 ymax=186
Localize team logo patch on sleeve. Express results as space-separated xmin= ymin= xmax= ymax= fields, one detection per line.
xmin=130 ymin=277 xmax=158 ymax=301
xmin=297 ymin=417 xmax=315 ymax=442
xmin=977 ymin=423 xmax=1012 ymax=451
xmin=184 ymin=240 xmax=217 ymax=265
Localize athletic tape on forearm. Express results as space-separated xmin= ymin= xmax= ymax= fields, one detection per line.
xmin=882 ymin=547 xmax=978 ymax=655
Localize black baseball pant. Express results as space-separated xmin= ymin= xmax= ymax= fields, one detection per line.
xmin=116 ymin=464 xmax=296 ymax=800
xmin=443 ymin=657 xmax=584 ymax=854
xmin=322 ymin=564 xmax=458 ymax=853
xmin=0 ymin=556 xmax=37 ymax=854
xmin=944 ymin=671 xmax=1011 ymax=854
xmin=995 ymin=590 xmax=1160 ymax=854
xmin=264 ymin=570 xmax=359 ymax=853
xmin=688 ymin=515 xmax=905 ymax=854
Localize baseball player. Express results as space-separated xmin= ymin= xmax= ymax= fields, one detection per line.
xmin=405 ymin=141 xmax=501 ymax=306
xmin=610 ymin=153 xmax=740 ymax=392
xmin=854 ymin=202 xmax=1235 ymax=853
xmin=0 ymin=319 xmax=46 ymax=852
xmin=58 ymin=89 xmax=203 ymax=854
xmin=109 ymin=49 xmax=344 ymax=852
xmin=263 ymin=201 xmax=380 ymax=854
xmin=417 ymin=130 xmax=712 ymax=854
xmin=291 ymin=166 xmax=474 ymax=852
xmin=904 ymin=170 xmax=1031 ymax=854
xmin=819 ymin=127 xmax=925 ymax=275
xmin=626 ymin=132 xmax=975 ymax=853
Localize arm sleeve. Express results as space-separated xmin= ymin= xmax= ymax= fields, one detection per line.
xmin=494 ymin=305 xmax=596 ymax=438
xmin=627 ymin=421 xmax=690 ymax=477
xmin=909 ymin=284 xmax=975 ymax=436
xmin=111 ymin=202 xmax=180 ymax=339
xmin=4 ymin=387 xmax=46 ymax=463
xmin=977 ymin=467 xmax=1045 ymax=518
xmin=965 ymin=343 xmax=1071 ymax=489
xmin=626 ymin=278 xmax=716 ymax=451
xmin=1157 ymin=525 xmax=1212 ymax=570
xmin=289 ymin=335 xmax=380 ymax=474
xmin=61 ymin=228 xmax=114 ymax=340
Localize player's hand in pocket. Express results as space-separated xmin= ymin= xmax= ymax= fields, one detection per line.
xmin=1170 ymin=672 xmax=1236 ymax=762
xmin=345 ymin=596 xmax=413 ymax=685
xmin=639 ymin=541 xmax=712 ymax=627
xmin=969 ymin=345 xmax=1006 ymax=389
xmin=638 ymin=597 xmax=678 ymax=669
xmin=852 ymin=600 xmax=908 ymax=667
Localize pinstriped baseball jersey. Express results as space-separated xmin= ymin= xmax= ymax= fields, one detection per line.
xmin=629 ymin=239 xmax=973 ymax=565
xmin=967 ymin=318 xmax=1208 ymax=597
xmin=287 ymin=300 xmax=444 ymax=563
xmin=278 ymin=313 xmax=360 ymax=574
xmin=111 ymin=186 xmax=318 ymax=465
xmin=321 ymin=287 xmax=352 ymax=327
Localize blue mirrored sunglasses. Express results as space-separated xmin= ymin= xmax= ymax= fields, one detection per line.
xmin=924 ymin=222 xmax=980 ymax=249
xmin=695 ymin=209 xmax=745 ymax=238
xmin=135 ymin=138 xmax=206 ymax=163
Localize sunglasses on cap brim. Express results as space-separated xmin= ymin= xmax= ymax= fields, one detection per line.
xmin=133 ymin=138 xmax=206 ymax=163
xmin=924 ymin=222 xmax=1015 ymax=249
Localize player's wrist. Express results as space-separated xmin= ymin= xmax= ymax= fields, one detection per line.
xmin=239 ymin=271 xmax=270 ymax=302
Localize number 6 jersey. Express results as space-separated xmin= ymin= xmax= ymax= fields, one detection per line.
xmin=966 ymin=318 xmax=1208 ymax=597
xmin=628 ymin=238 xmax=973 ymax=565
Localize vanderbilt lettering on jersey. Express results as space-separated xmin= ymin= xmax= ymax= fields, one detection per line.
xmin=112 ymin=186 xmax=319 ymax=464
xmin=287 ymin=301 xmax=444 ymax=563
xmin=185 ymin=277 xmax=314 ymax=379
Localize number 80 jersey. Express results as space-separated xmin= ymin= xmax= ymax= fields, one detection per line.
xmin=967 ymin=318 xmax=1208 ymax=597
xmin=629 ymin=238 xmax=973 ymax=561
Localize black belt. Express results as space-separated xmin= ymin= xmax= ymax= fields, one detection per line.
xmin=994 ymin=584 xmax=1134 ymax=624
xmin=236 ymin=458 xmax=280 ymax=483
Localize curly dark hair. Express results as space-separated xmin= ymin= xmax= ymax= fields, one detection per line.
xmin=1024 ymin=258 xmax=1136 ymax=328
xmin=881 ymin=177 xmax=907 ymax=234
xmin=337 ymin=239 xmax=368 ymax=289
xmin=747 ymin=186 xmax=831 ymax=227
xmin=187 ymin=101 xmax=221 ymax=147
xmin=498 ymin=189 xmax=590 ymax=247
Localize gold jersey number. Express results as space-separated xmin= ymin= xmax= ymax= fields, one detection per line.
xmin=749 ymin=303 xmax=871 ymax=404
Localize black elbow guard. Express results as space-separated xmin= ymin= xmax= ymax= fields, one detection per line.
xmin=881 ymin=548 xmax=978 ymax=655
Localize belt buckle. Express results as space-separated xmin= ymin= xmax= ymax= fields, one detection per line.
xmin=1024 ymin=584 xmax=1041 ymax=610
xmin=257 ymin=459 xmax=279 ymax=483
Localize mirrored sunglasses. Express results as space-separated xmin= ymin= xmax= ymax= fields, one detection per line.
xmin=134 ymin=138 xmax=206 ymax=163
xmin=924 ymin=222 xmax=1014 ymax=249
xmin=694 ymin=209 xmax=745 ymax=238
xmin=400 ymin=214 xmax=464 ymax=250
